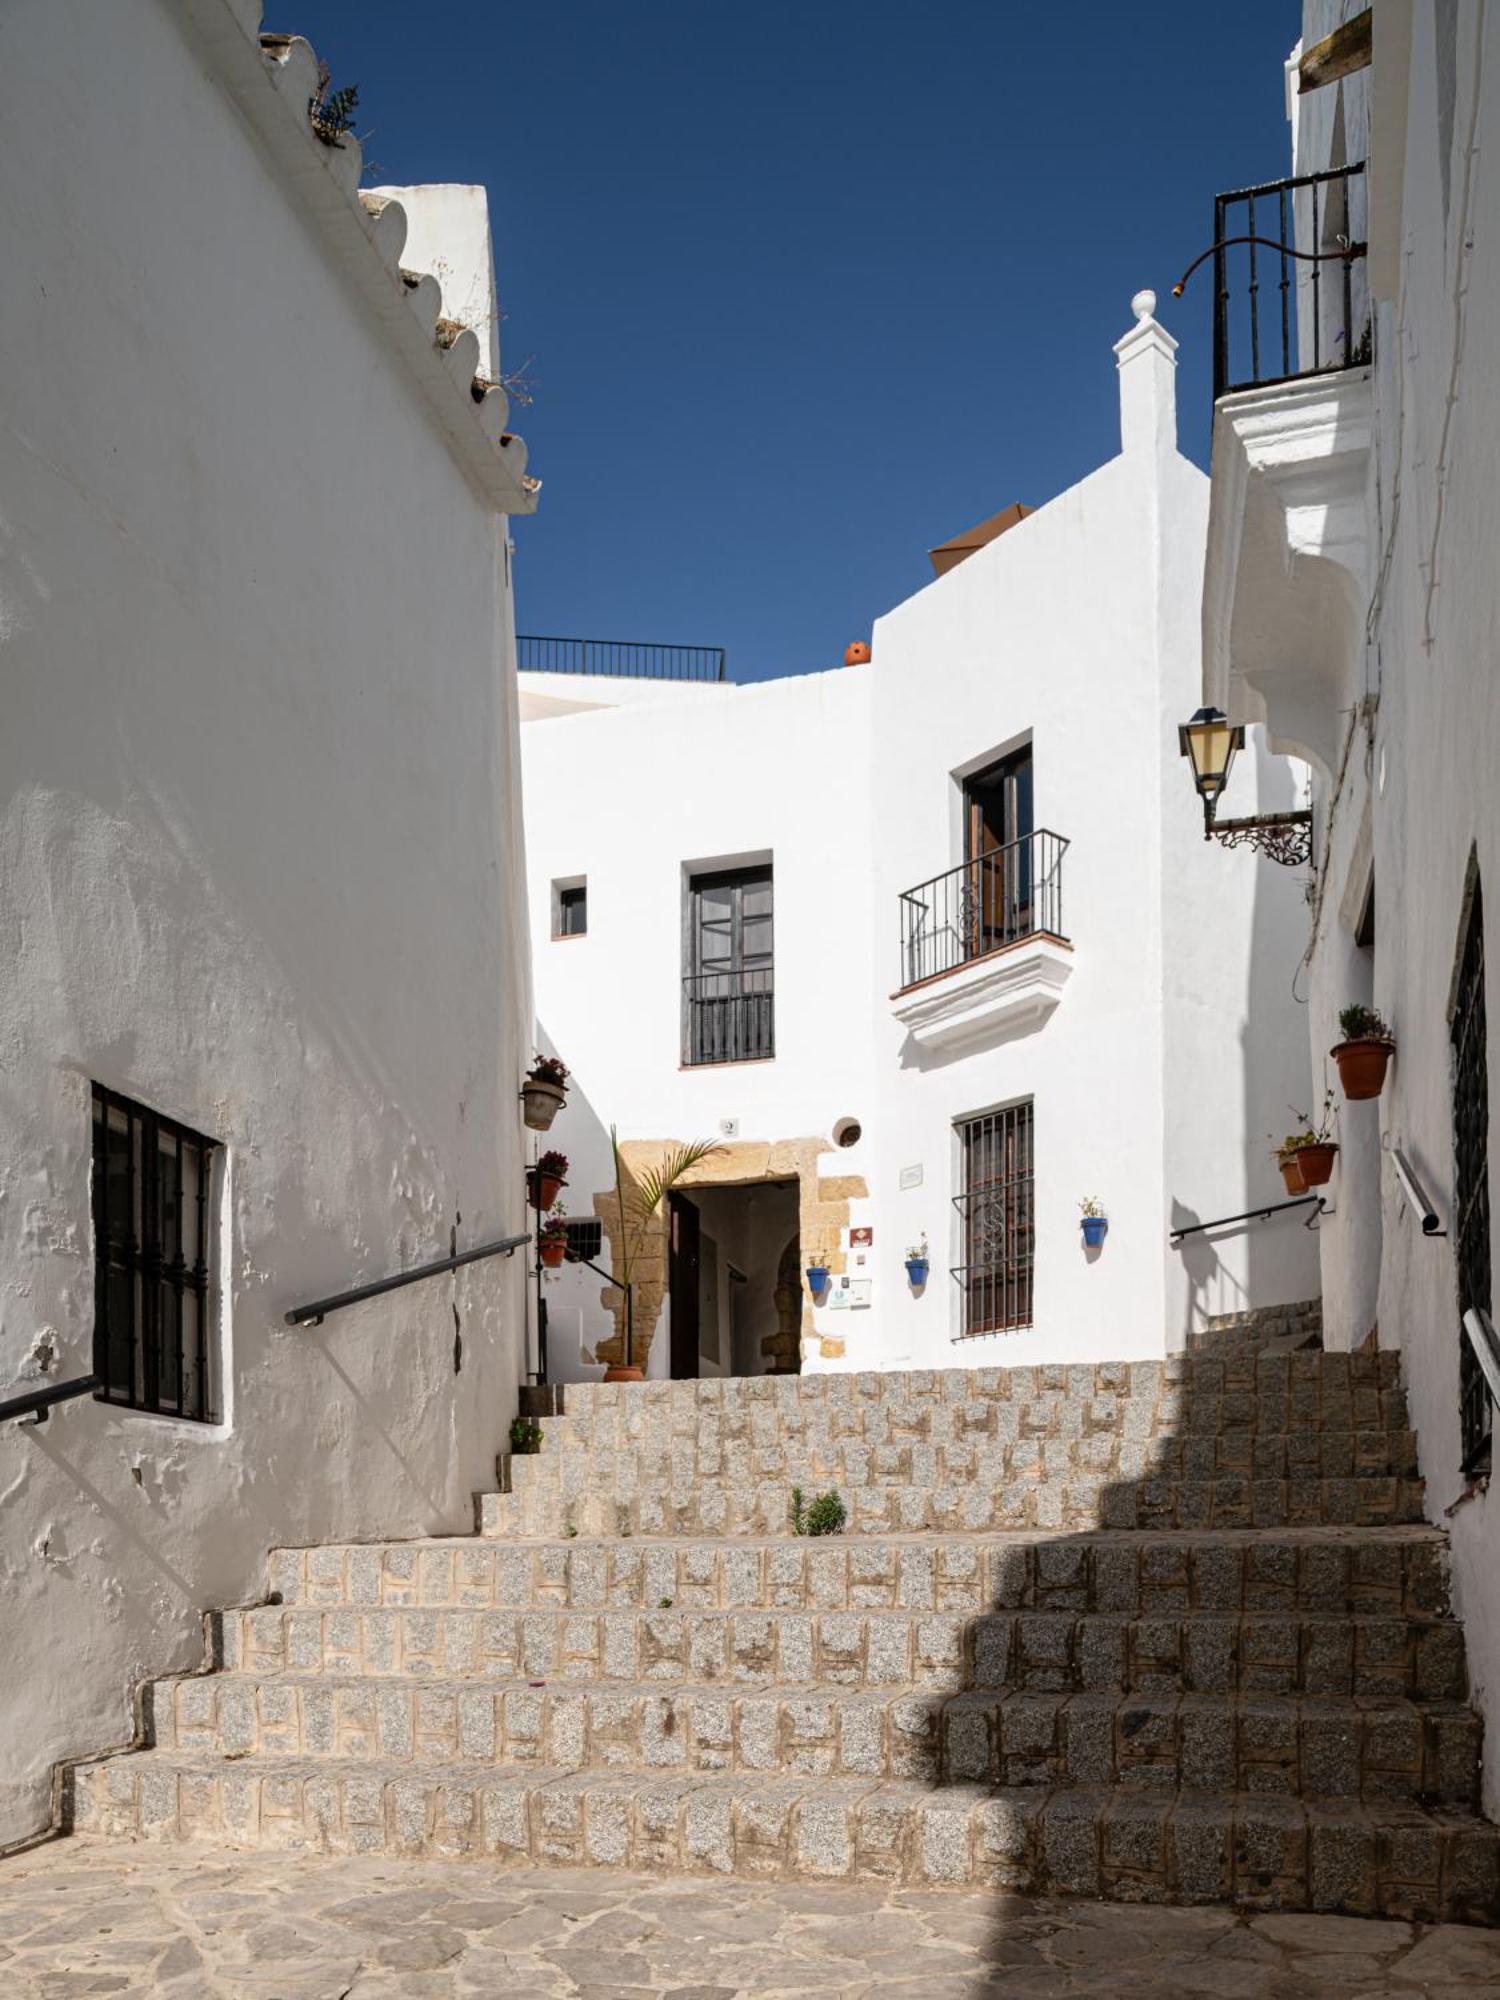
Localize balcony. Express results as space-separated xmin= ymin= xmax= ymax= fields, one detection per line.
xmin=1198 ymin=164 xmax=1373 ymax=780
xmin=892 ymin=831 xmax=1071 ymax=1053
xmin=518 ymin=634 xmax=726 ymax=683
xmin=682 ymin=965 xmax=774 ymax=1066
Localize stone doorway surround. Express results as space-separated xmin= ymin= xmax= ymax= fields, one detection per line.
xmin=588 ymin=1137 xmax=868 ymax=1373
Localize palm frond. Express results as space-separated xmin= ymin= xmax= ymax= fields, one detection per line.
xmin=636 ymin=1138 xmax=723 ymax=1216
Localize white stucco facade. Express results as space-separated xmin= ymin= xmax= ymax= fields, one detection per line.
xmin=522 ymin=299 xmax=1319 ymax=1387
xmin=1199 ymin=0 xmax=1500 ymax=1812
xmin=0 ymin=0 xmax=536 ymax=1844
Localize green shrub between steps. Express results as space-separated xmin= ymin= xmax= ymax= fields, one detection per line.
xmin=509 ymin=1415 xmax=543 ymax=1456
xmin=790 ymin=1485 xmax=848 ymax=1537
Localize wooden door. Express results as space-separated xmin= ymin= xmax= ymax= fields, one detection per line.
xmin=963 ymin=748 xmax=1033 ymax=957
xmin=668 ymin=1193 xmax=701 ymax=1380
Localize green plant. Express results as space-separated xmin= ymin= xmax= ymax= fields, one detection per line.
xmin=308 ymin=63 xmax=360 ymax=147
xmin=658 ymin=1596 xmax=674 ymax=1609
xmin=1339 ymin=1003 xmax=1392 ymax=1043
xmin=539 ymin=1208 xmax=569 ymax=1245
xmin=905 ymin=1238 xmax=929 ymax=1262
xmin=536 ymin=1150 xmax=569 ymax=1179
xmin=1078 ymin=1197 xmax=1105 ymax=1219
xmin=606 ymin=1128 xmax=723 ymax=1351
xmin=1274 ymin=1089 xmax=1336 ymax=1155
xmin=509 ymin=1415 xmax=543 ymax=1456
xmin=529 ymin=1053 xmax=570 ymax=1088
xmin=790 ymin=1485 xmax=847 ymax=1537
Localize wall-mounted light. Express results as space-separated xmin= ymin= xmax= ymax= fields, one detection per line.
xmin=1178 ymin=706 xmax=1313 ymax=866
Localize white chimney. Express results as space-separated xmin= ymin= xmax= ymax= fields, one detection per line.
xmin=1114 ymin=288 xmax=1178 ymax=461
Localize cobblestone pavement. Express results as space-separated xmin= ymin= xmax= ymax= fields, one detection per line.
xmin=3 ymin=1843 xmax=1500 ymax=1998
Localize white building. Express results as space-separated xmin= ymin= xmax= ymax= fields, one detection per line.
xmin=1194 ymin=0 xmax=1500 ymax=1810
xmin=520 ymin=296 xmax=1319 ymax=1387
xmin=0 ymin=0 xmax=536 ymax=1845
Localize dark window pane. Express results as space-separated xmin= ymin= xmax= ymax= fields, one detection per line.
xmin=555 ymin=884 xmax=587 ymax=937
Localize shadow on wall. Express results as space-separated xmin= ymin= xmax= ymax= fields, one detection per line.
xmin=528 ymin=1030 xmax=621 ymax=1386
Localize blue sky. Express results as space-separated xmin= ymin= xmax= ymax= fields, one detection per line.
xmin=289 ymin=2 xmax=1301 ymax=681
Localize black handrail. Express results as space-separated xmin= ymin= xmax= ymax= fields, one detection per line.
xmin=0 ymin=1373 xmax=102 ymax=1427
xmin=286 ymin=1232 xmax=531 ymax=1327
xmin=517 ymin=635 xmax=727 ymax=683
xmin=1170 ymin=1196 xmax=1320 ymax=1243
xmin=566 ymin=1251 xmax=637 ymax=1371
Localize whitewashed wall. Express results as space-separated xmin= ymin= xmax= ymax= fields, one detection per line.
xmin=1278 ymin=0 xmax=1500 ymax=1812
xmin=522 ymin=298 xmax=1318 ymax=1382
xmin=0 ymin=0 xmax=533 ymax=1843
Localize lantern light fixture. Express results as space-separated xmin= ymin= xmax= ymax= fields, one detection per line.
xmin=1178 ymin=706 xmax=1313 ymax=866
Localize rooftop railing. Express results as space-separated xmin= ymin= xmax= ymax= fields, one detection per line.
xmin=517 ymin=635 xmax=727 ymax=682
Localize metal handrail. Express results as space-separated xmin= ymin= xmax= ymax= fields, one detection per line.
xmin=517 ymin=635 xmax=727 ymax=683
xmin=1170 ymin=1196 xmax=1321 ymax=1243
xmin=286 ymin=1231 xmax=531 ymax=1328
xmin=1392 ymin=1149 xmax=1446 ymax=1237
xmin=0 ymin=1374 xmax=102 ymax=1427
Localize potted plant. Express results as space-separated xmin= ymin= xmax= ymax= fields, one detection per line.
xmin=530 ymin=1150 xmax=569 ymax=1210
xmin=522 ymin=1054 xmax=570 ymax=1132
xmin=904 ymin=1238 xmax=930 ymax=1286
xmin=538 ymin=1209 xmax=570 ymax=1268
xmin=805 ymin=1258 xmax=832 ymax=1300
xmin=1332 ymin=1004 xmax=1395 ymax=1100
xmin=1280 ymin=1093 xmax=1338 ymax=1189
xmin=1275 ymin=1140 xmax=1307 ymax=1195
xmin=1079 ymin=1197 xmax=1108 ymax=1248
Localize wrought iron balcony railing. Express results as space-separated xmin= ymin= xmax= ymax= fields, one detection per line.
xmin=682 ymin=965 xmax=774 ymax=1066
xmin=518 ymin=635 xmax=726 ymax=682
xmin=1175 ymin=163 xmax=1370 ymax=401
xmin=898 ymin=829 xmax=1067 ymax=992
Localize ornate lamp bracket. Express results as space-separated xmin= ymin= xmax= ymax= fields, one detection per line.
xmin=1204 ymin=805 xmax=1313 ymax=867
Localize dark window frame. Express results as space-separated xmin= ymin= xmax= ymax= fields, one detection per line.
xmin=682 ymin=862 xmax=774 ymax=1065
xmin=953 ymin=1102 xmax=1035 ymax=1338
xmin=1451 ymin=872 xmax=1492 ymax=1474
xmin=92 ymin=1084 xmax=219 ymax=1424
xmin=553 ymin=881 xmax=587 ymax=939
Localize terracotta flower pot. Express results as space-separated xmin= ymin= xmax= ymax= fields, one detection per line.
xmin=1332 ymin=1037 xmax=1393 ymax=1101
xmin=603 ymin=1363 xmax=645 ymax=1383
xmin=1278 ymin=1153 xmax=1306 ymax=1195
xmin=521 ymin=1076 xmax=566 ymax=1132
xmin=539 ymin=1239 xmax=567 ymax=1268
xmin=530 ymin=1170 xmax=566 ymax=1210
xmin=1292 ymin=1141 xmax=1338 ymax=1188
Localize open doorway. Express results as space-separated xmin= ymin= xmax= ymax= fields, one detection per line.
xmin=668 ymin=1179 xmax=801 ymax=1377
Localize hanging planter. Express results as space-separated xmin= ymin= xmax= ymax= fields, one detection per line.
xmin=522 ymin=1055 xmax=570 ymax=1132
xmin=905 ymin=1241 xmax=930 ymax=1287
xmin=1278 ymin=1150 xmax=1307 ymax=1196
xmin=602 ymin=1362 xmax=645 ymax=1383
xmin=805 ymin=1262 xmax=831 ymax=1299
xmin=1291 ymin=1140 xmax=1338 ymax=1188
xmin=1332 ymin=1005 xmax=1394 ymax=1101
xmin=538 ymin=1210 xmax=569 ymax=1268
xmin=529 ymin=1151 xmax=569 ymax=1211
xmin=1079 ymin=1199 xmax=1108 ymax=1249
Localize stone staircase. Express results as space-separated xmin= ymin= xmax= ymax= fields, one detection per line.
xmin=66 ymin=1325 xmax=1500 ymax=1922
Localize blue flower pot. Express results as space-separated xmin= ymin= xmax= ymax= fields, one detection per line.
xmin=905 ymin=1259 xmax=929 ymax=1286
xmin=806 ymin=1267 xmax=830 ymax=1298
xmin=1081 ymin=1216 xmax=1108 ymax=1249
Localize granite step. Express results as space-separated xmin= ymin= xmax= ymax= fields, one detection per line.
xmin=215 ymin=1602 xmax=1467 ymax=1702
xmin=66 ymin=1757 xmax=1500 ymax=1921
xmin=268 ymin=1526 xmax=1452 ymax=1621
xmin=142 ymin=1673 xmax=1480 ymax=1803
xmin=480 ymin=1472 xmax=1428 ymax=1540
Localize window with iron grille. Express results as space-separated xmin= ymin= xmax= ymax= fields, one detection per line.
xmin=683 ymin=864 xmax=774 ymax=1065
xmin=1452 ymin=875 xmax=1492 ymax=1474
xmin=92 ymin=1084 xmax=219 ymax=1423
xmin=564 ymin=1217 xmax=603 ymax=1263
xmin=953 ymin=1102 xmax=1034 ymax=1337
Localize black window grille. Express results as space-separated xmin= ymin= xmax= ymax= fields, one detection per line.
xmin=1452 ymin=877 xmax=1492 ymax=1474
xmin=564 ymin=1217 xmax=603 ymax=1263
xmin=953 ymin=1103 xmax=1034 ymax=1337
xmin=92 ymin=1084 xmax=218 ymax=1423
xmin=683 ymin=864 xmax=774 ymax=1065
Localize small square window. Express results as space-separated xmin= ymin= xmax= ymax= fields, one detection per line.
xmin=553 ymin=880 xmax=587 ymax=938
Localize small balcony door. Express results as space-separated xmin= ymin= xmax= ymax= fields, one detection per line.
xmin=684 ymin=864 xmax=774 ymax=1064
xmin=963 ymin=747 xmax=1033 ymax=959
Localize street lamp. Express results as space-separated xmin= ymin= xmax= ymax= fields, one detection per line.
xmin=1177 ymin=706 xmax=1313 ymax=865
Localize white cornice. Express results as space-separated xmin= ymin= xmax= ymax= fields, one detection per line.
xmin=892 ymin=937 xmax=1073 ymax=1054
